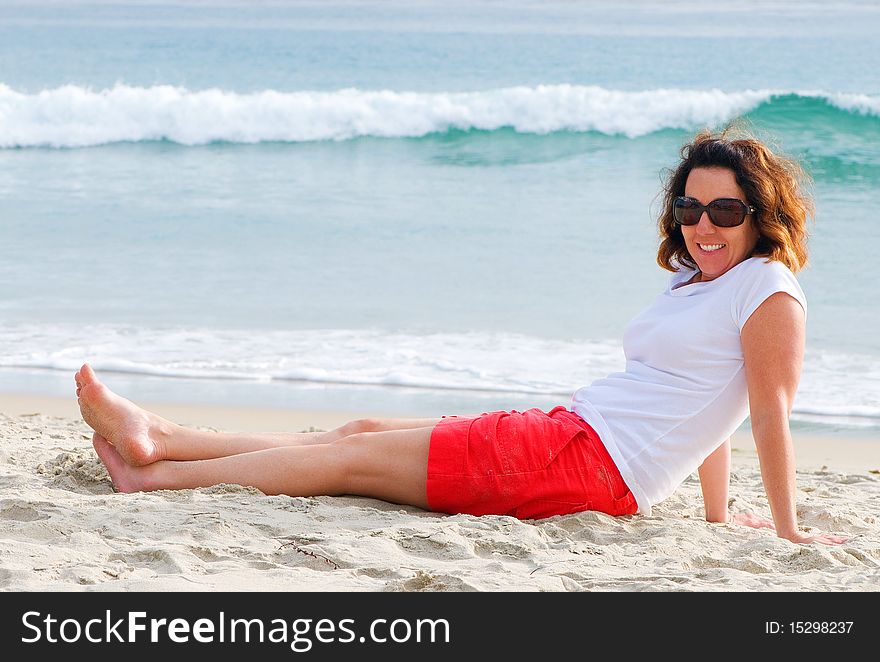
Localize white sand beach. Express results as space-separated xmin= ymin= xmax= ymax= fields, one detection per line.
xmin=1 ymin=395 xmax=878 ymax=592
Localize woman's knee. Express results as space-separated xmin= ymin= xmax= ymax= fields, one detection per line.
xmin=339 ymin=418 xmax=384 ymax=437
xmin=327 ymin=432 xmax=377 ymax=492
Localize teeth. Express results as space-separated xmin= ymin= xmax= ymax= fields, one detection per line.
xmin=698 ymin=243 xmax=725 ymax=252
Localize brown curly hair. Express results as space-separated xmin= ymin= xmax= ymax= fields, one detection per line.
xmin=657 ymin=126 xmax=813 ymax=273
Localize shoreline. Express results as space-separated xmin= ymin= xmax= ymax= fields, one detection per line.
xmin=2 ymin=392 xmax=876 ymax=474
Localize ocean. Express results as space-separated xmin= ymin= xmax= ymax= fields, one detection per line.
xmin=1 ymin=1 xmax=879 ymax=432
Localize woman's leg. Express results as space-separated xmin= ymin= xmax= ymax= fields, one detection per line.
xmin=183 ymin=415 xmax=445 ymax=451
xmin=91 ymin=424 xmax=433 ymax=509
xmin=75 ymin=363 xmax=443 ymax=464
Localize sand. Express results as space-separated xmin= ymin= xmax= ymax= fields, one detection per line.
xmin=1 ymin=395 xmax=878 ymax=591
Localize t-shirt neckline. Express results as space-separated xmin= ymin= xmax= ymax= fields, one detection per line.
xmin=668 ymin=257 xmax=759 ymax=296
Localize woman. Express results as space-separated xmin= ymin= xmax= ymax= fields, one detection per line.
xmin=75 ymin=128 xmax=846 ymax=546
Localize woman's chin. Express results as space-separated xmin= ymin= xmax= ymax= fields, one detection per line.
xmin=689 ymin=248 xmax=745 ymax=280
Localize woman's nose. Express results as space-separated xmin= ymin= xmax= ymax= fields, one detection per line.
xmin=696 ymin=211 xmax=716 ymax=233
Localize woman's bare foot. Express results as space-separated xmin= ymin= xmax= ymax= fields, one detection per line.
xmin=75 ymin=363 xmax=175 ymax=466
xmin=92 ymin=433 xmax=149 ymax=493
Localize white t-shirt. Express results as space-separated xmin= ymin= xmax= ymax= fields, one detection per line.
xmin=571 ymin=256 xmax=807 ymax=516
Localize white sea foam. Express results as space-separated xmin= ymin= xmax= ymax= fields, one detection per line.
xmin=0 ymin=84 xmax=782 ymax=147
xmin=824 ymin=91 xmax=880 ymax=116
xmin=0 ymin=324 xmax=624 ymax=395
xmin=1 ymin=323 xmax=878 ymax=428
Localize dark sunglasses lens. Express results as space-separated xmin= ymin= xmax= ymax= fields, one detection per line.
xmin=708 ymin=199 xmax=746 ymax=227
xmin=673 ymin=198 xmax=701 ymax=225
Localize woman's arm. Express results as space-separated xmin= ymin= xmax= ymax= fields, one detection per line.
xmin=699 ymin=437 xmax=779 ymax=530
xmin=741 ymin=292 xmax=846 ymax=545
xmin=698 ymin=437 xmax=730 ymax=523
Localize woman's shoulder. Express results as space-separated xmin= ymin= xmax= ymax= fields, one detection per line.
xmin=730 ymin=257 xmax=806 ymax=330
xmin=738 ymin=256 xmax=802 ymax=289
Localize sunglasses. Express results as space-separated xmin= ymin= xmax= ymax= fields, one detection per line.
xmin=673 ymin=196 xmax=756 ymax=228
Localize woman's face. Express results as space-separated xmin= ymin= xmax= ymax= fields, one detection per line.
xmin=681 ymin=167 xmax=760 ymax=282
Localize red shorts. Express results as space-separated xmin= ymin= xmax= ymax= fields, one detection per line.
xmin=426 ymin=405 xmax=638 ymax=520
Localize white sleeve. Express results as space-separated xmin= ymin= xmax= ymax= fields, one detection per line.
xmin=731 ymin=259 xmax=807 ymax=332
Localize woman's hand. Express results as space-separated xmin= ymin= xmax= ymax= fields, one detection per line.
xmin=730 ymin=513 xmax=848 ymax=545
xmin=777 ymin=530 xmax=849 ymax=546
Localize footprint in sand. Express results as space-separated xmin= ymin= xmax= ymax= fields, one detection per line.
xmin=0 ymin=500 xmax=49 ymax=522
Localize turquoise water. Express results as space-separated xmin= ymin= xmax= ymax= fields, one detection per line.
xmin=1 ymin=1 xmax=879 ymax=429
